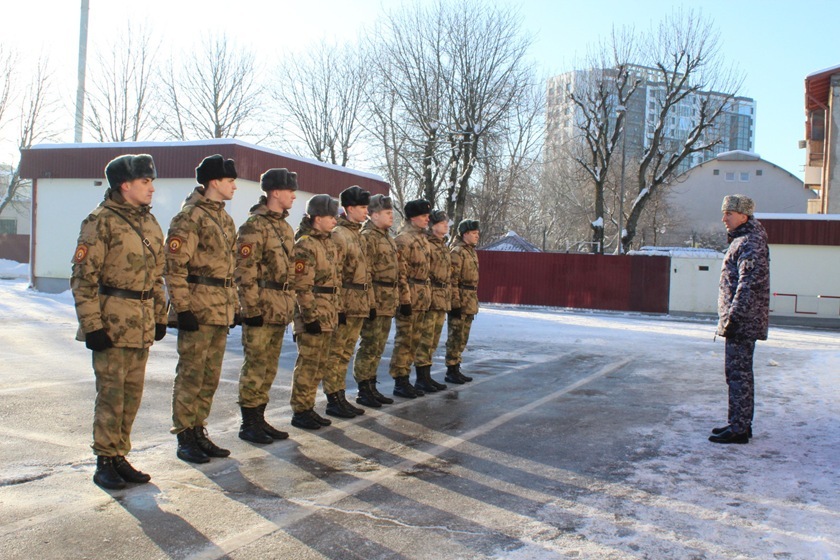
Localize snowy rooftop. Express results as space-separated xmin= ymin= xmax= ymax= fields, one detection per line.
xmin=715 ymin=150 xmax=761 ymax=161
xmin=628 ymin=246 xmax=724 ymax=258
xmin=482 ymin=231 xmax=542 ymax=252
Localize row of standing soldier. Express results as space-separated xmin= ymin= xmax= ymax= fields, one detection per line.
xmin=70 ymin=153 xmax=480 ymax=491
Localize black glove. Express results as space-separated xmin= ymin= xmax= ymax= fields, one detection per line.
xmin=177 ymin=310 xmax=199 ymax=332
xmin=399 ymin=303 xmax=412 ymax=317
xmin=369 ymin=308 xmax=377 ymax=320
xmin=243 ymin=314 xmax=264 ymax=327
xmin=304 ymin=320 xmax=322 ymax=335
xmin=230 ymin=313 xmax=242 ymax=328
xmin=85 ymin=329 xmax=113 ymax=352
xmin=338 ymin=312 xmax=347 ymax=325
xmin=154 ymin=323 xmax=167 ymax=341
xmin=449 ymin=307 xmax=462 ymax=319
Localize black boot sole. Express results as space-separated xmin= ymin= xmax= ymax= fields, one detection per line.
xmin=356 ymin=396 xmax=383 ymax=408
xmin=239 ymin=431 xmax=273 ymax=444
xmin=176 ymin=450 xmax=210 ymax=464
xmin=445 ymin=376 xmax=466 ymax=384
xmin=291 ymin=418 xmax=321 ymax=430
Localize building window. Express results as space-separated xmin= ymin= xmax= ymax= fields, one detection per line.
xmin=713 ymin=169 xmax=720 ymax=175
xmin=756 ymin=169 xmax=763 ymax=176
xmin=739 ymin=172 xmax=750 ymax=182
xmin=0 ymin=219 xmax=16 ymax=235
xmin=725 ymin=172 xmax=735 ymax=181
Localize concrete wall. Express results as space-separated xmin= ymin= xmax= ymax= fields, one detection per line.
xmin=668 ymin=256 xmax=723 ymax=314
xmin=767 ymin=244 xmax=840 ymax=319
xmin=32 ymin=177 xmax=316 ymax=292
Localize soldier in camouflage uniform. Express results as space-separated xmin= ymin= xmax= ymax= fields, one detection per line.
xmin=289 ymin=195 xmax=341 ymax=430
xmin=234 ymin=169 xmax=298 ymax=445
xmin=71 ymin=154 xmax=166 ymax=490
xmin=709 ymin=195 xmax=770 ymax=445
xmin=414 ymin=209 xmax=451 ymax=392
xmin=353 ymin=195 xmax=410 ymax=408
xmin=388 ymin=199 xmax=432 ymax=398
xmin=445 ymin=219 xmax=480 ymax=384
xmin=166 ymin=154 xmax=239 ymax=463
xmin=322 ymin=186 xmax=374 ymax=419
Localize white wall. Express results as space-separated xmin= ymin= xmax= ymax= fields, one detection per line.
xmin=33 ymin=177 xmax=316 ymax=290
xmin=767 ymin=244 xmax=840 ymax=318
xmin=668 ymin=256 xmax=723 ymax=314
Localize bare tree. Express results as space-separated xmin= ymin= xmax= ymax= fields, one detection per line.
xmin=621 ymin=10 xmax=743 ymax=252
xmin=270 ymin=41 xmax=368 ymax=167
xmin=1 ymin=57 xmax=61 ymax=216
xmin=84 ymin=25 xmax=158 ymax=142
xmin=0 ymin=46 xmax=14 ymax=133
xmin=158 ymin=35 xmax=263 ymax=140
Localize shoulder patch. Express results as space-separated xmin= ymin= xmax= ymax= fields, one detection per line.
xmin=167 ymin=236 xmax=184 ymax=254
xmin=73 ymin=244 xmax=89 ymax=263
xmin=239 ymin=243 xmax=254 ymax=259
xmin=295 ymin=260 xmax=306 ymax=274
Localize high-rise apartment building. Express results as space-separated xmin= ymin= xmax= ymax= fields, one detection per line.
xmin=546 ymin=65 xmax=756 ymax=174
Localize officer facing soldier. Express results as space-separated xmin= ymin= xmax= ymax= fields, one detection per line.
xmin=445 ymin=219 xmax=480 ymax=384
xmin=289 ymin=195 xmax=342 ymax=430
xmin=234 ymin=169 xmax=298 ymax=445
xmin=389 ymin=199 xmax=433 ymax=398
xmin=166 ymin=154 xmax=239 ymax=463
xmin=322 ymin=186 xmax=374 ymax=419
xmin=71 ymin=154 xmax=167 ymax=490
xmin=353 ymin=194 xmax=409 ymax=408
xmin=414 ymin=209 xmax=451 ymax=392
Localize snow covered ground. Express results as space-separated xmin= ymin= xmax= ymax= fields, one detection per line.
xmin=0 ymin=259 xmax=838 ymax=559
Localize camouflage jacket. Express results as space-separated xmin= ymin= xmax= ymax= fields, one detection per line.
xmin=450 ymin=237 xmax=480 ymax=315
xmin=361 ymin=220 xmax=410 ymax=317
xmin=234 ymin=202 xmax=295 ymax=325
xmin=164 ymin=187 xmax=238 ymax=327
xmin=426 ymin=232 xmax=452 ymax=312
xmin=71 ymin=192 xmax=167 ymax=348
xmin=395 ymin=221 xmax=431 ymax=312
xmin=717 ymin=218 xmax=770 ymax=341
xmin=332 ymin=217 xmax=376 ymax=317
xmin=292 ymin=220 xmax=341 ymax=334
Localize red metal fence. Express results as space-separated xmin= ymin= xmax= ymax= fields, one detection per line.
xmin=0 ymin=234 xmax=30 ymax=263
xmin=476 ymin=251 xmax=671 ymax=313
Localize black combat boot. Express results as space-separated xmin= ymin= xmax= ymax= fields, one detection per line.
xmin=708 ymin=427 xmax=750 ymax=444
xmin=176 ymin=429 xmax=210 ymax=464
xmin=427 ymin=368 xmax=447 ymax=391
xmin=394 ymin=375 xmax=421 ymax=398
xmin=458 ymin=367 xmax=473 ymax=382
xmin=93 ymin=456 xmax=126 ymax=490
xmin=239 ymin=407 xmax=273 ymax=444
xmin=338 ymin=390 xmax=365 ymax=416
xmin=326 ymin=392 xmax=357 ymax=418
xmin=355 ymin=380 xmax=383 ymax=408
xmin=193 ymin=426 xmax=231 ymax=457
xmin=311 ymin=409 xmax=332 ymax=426
xmin=414 ymin=365 xmax=438 ymax=393
xmin=712 ymin=424 xmax=752 ymax=438
xmin=257 ymin=403 xmax=289 ymax=440
xmin=370 ymin=379 xmax=394 ymax=404
xmin=291 ymin=409 xmax=321 ymax=430
xmin=445 ymin=364 xmax=466 ymax=385
xmin=113 ymin=456 xmax=151 ymax=484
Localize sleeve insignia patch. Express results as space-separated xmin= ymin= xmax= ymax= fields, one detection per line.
xmin=168 ymin=236 xmax=184 ymax=254
xmin=73 ymin=245 xmax=88 ymax=263
xmin=239 ymin=243 xmax=253 ymax=259
xmin=295 ymin=260 xmax=306 ymax=274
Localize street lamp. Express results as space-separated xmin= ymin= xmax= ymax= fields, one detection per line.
xmin=616 ymin=105 xmax=627 ymax=255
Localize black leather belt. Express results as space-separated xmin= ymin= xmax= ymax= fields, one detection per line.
xmin=408 ymin=278 xmax=429 ymax=285
xmin=373 ymin=280 xmax=398 ymax=288
xmin=258 ymin=279 xmax=291 ymax=291
xmin=187 ymin=274 xmax=234 ymax=288
xmin=459 ymin=283 xmax=478 ymax=291
xmin=430 ymin=280 xmax=449 ymax=288
xmin=99 ymin=285 xmax=153 ymax=300
xmin=343 ymin=282 xmax=369 ymax=291
xmin=312 ymin=285 xmax=338 ymax=294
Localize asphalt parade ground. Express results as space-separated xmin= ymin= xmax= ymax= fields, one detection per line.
xmin=1 ymin=287 xmax=839 ymax=559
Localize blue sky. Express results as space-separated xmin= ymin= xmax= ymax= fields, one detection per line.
xmin=6 ymin=0 xmax=840 ymax=179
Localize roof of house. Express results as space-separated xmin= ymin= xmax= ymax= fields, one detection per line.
xmin=482 ymin=231 xmax=542 ymax=252
xmin=805 ymin=64 xmax=840 ymax=112
xmin=19 ymin=139 xmax=390 ymax=198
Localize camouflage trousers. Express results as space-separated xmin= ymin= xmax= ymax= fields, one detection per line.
xmin=290 ymin=331 xmax=332 ymax=413
xmin=415 ymin=310 xmax=446 ymax=367
xmin=445 ymin=314 xmax=474 ymax=366
xmin=238 ymin=323 xmax=287 ymax=408
xmin=323 ymin=316 xmax=365 ymax=394
xmin=725 ymin=338 xmax=756 ymax=434
xmin=171 ymin=325 xmax=228 ymax=434
xmin=353 ymin=315 xmax=393 ymax=383
xmin=389 ymin=310 xmax=427 ymax=378
xmin=92 ymin=347 xmax=148 ymax=457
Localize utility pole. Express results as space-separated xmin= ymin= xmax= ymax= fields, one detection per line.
xmin=617 ymin=105 xmax=627 ymax=255
xmin=74 ymin=0 xmax=90 ymax=142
